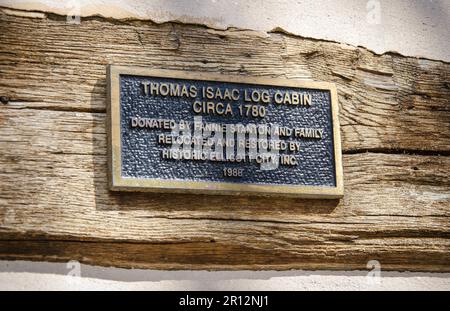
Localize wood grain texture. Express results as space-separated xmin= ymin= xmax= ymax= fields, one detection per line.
xmin=0 ymin=8 xmax=449 ymax=271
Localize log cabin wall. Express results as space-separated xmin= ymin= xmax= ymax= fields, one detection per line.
xmin=0 ymin=5 xmax=449 ymax=271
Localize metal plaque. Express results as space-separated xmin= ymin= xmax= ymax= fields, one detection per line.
xmin=107 ymin=65 xmax=343 ymax=198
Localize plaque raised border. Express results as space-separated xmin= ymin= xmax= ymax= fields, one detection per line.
xmin=107 ymin=65 xmax=343 ymax=198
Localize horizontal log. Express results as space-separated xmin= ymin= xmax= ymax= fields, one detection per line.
xmin=0 ymin=239 xmax=449 ymax=272
xmin=0 ymin=107 xmax=449 ymax=270
xmin=0 ymin=9 xmax=449 ymax=153
xmin=1 ymin=148 xmax=449 ymax=241
xmin=0 ymin=107 xmax=449 ymax=219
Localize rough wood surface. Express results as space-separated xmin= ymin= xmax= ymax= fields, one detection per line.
xmin=0 ymin=8 xmax=449 ymax=271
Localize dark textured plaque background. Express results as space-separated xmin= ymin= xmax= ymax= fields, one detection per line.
xmin=119 ymin=75 xmax=336 ymax=187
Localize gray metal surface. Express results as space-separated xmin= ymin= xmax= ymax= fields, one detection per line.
xmin=119 ymin=74 xmax=337 ymax=187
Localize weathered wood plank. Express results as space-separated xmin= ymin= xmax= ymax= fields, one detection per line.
xmin=0 ymin=107 xmax=449 ymax=219
xmin=0 ymin=9 xmax=449 ymax=152
xmin=1 ymin=148 xmax=449 ymax=240
xmin=0 ymin=239 xmax=449 ymax=272
xmin=0 ymin=107 xmax=449 ymax=270
xmin=0 ymin=9 xmax=449 ymax=271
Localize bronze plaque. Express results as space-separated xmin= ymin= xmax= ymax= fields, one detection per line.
xmin=107 ymin=65 xmax=343 ymax=198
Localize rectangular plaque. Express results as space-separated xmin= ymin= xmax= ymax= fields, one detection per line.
xmin=107 ymin=65 xmax=343 ymax=198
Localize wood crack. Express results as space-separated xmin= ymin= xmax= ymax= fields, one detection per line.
xmin=343 ymin=148 xmax=450 ymax=157
xmin=2 ymin=103 xmax=106 ymax=114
